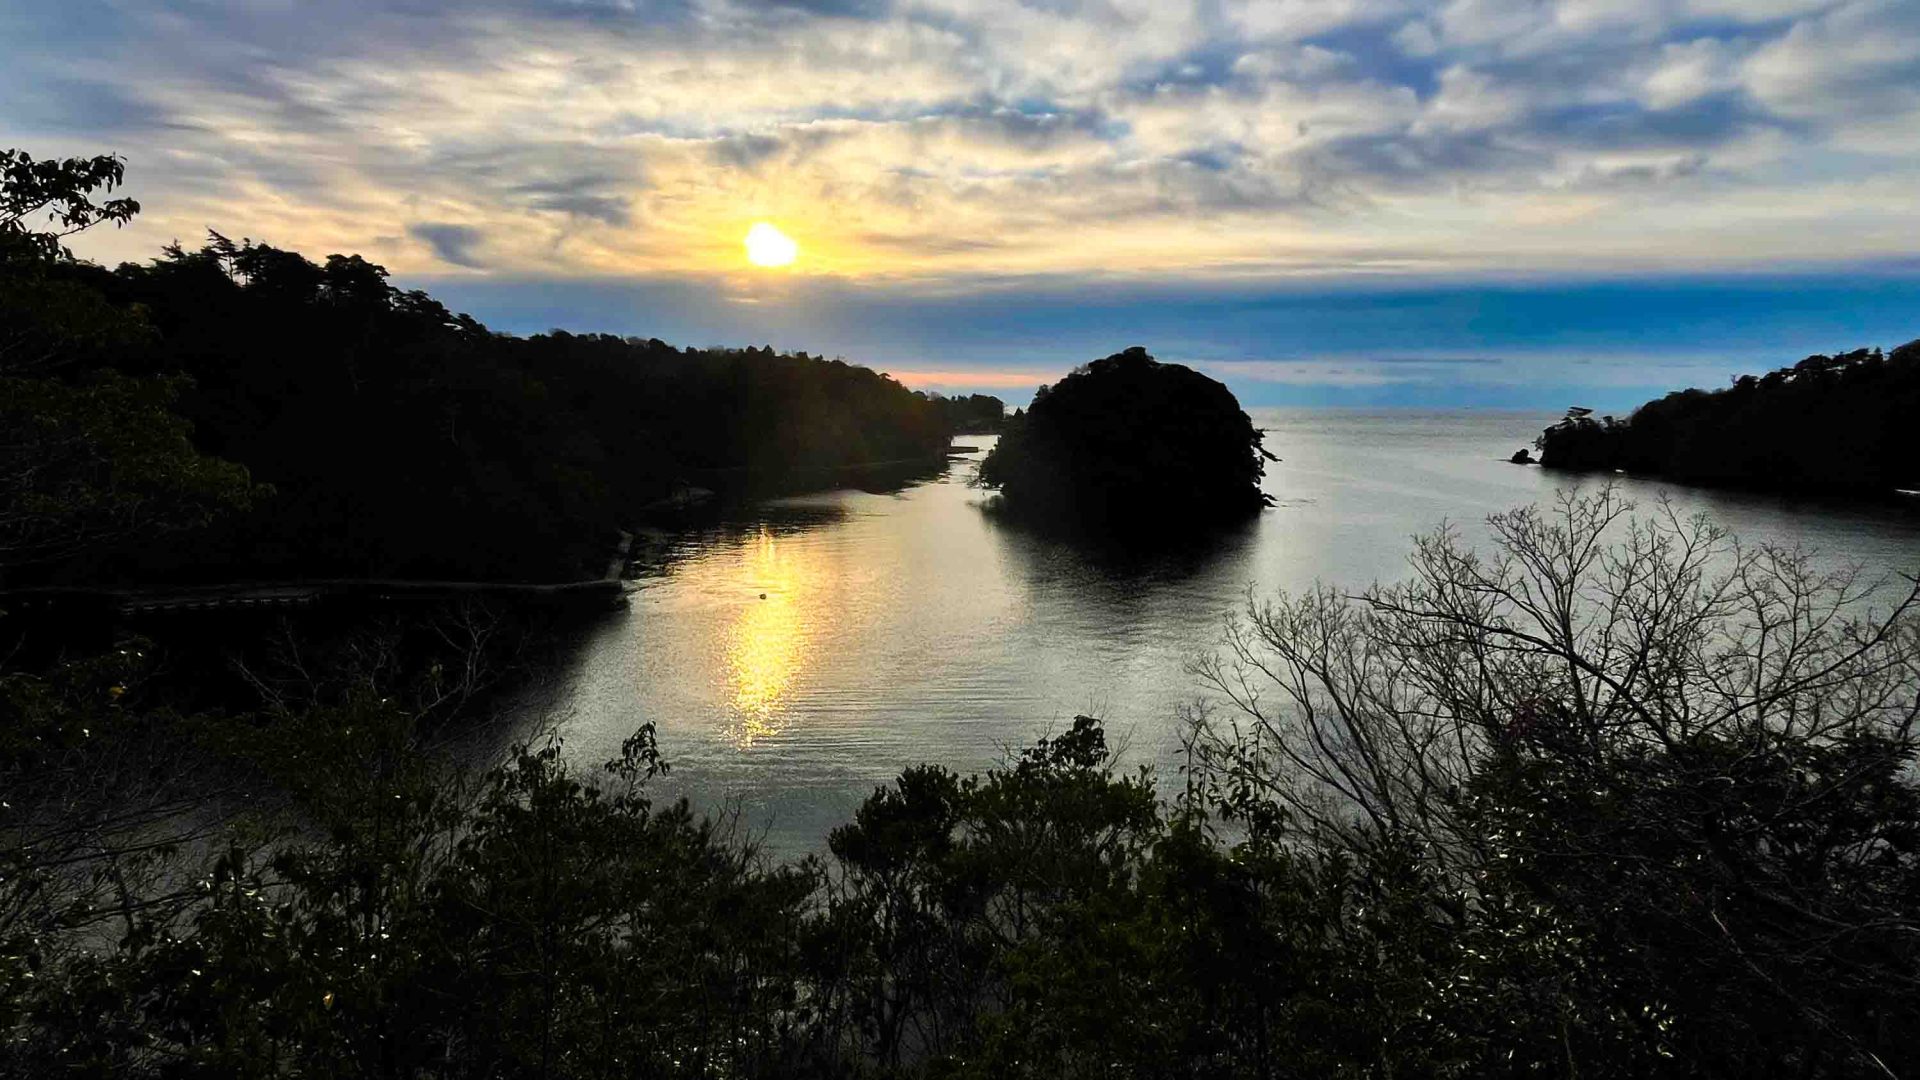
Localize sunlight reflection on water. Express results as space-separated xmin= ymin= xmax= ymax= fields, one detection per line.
xmin=723 ymin=528 xmax=813 ymax=748
xmin=548 ymin=410 xmax=1920 ymax=857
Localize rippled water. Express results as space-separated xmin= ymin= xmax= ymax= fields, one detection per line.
xmin=549 ymin=409 xmax=1920 ymax=855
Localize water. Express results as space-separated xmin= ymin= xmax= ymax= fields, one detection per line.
xmin=549 ymin=408 xmax=1920 ymax=855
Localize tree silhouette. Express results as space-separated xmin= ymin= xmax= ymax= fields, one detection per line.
xmin=0 ymin=151 xmax=139 ymax=264
xmin=977 ymin=347 xmax=1273 ymax=529
xmin=8 ymin=214 xmax=950 ymax=584
xmin=1537 ymin=340 xmax=1920 ymax=493
xmin=0 ymin=152 xmax=255 ymax=577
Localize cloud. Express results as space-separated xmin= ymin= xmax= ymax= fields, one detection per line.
xmin=885 ymin=367 xmax=1061 ymax=389
xmin=1 ymin=0 xmax=1913 ymax=287
xmin=409 ymin=223 xmax=490 ymax=268
xmin=520 ymin=190 xmax=634 ymax=225
xmin=1740 ymin=0 xmax=1920 ymax=133
xmin=1201 ymin=359 xmax=1406 ymax=385
xmin=710 ymin=134 xmax=788 ymax=171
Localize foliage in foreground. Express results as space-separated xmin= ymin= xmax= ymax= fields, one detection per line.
xmin=2 ymin=153 xmax=260 ymax=576
xmin=5 ymin=491 xmax=1919 ymax=1078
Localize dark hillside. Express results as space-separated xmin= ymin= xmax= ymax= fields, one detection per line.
xmin=1537 ymin=339 xmax=1920 ymax=494
xmin=19 ymin=236 xmax=948 ymax=584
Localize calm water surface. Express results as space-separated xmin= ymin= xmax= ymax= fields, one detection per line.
xmin=549 ymin=409 xmax=1920 ymax=854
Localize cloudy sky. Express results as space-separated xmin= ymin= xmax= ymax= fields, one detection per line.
xmin=5 ymin=0 xmax=1917 ymax=405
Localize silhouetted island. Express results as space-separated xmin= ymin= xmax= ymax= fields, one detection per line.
xmin=1535 ymin=338 xmax=1920 ymax=495
xmin=975 ymin=346 xmax=1274 ymax=528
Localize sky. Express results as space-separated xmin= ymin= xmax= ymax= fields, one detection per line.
xmin=5 ymin=0 xmax=1917 ymax=406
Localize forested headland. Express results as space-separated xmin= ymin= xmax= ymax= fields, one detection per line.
xmin=4 ymin=164 xmax=955 ymax=586
xmin=1536 ymin=339 xmax=1920 ymax=494
xmin=931 ymin=392 xmax=1007 ymax=434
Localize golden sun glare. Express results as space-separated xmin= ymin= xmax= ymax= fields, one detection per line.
xmin=723 ymin=527 xmax=812 ymax=749
xmin=744 ymin=221 xmax=799 ymax=267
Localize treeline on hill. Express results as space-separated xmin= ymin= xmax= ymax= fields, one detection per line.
xmin=930 ymin=392 xmax=1007 ymax=433
xmin=4 ymin=196 xmax=950 ymax=586
xmin=1536 ymin=339 xmax=1920 ymax=493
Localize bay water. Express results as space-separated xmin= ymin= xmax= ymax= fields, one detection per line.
xmin=545 ymin=408 xmax=1920 ymax=855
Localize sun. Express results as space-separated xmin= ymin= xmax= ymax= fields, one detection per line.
xmin=744 ymin=221 xmax=799 ymax=267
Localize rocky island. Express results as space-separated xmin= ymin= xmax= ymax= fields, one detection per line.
xmin=975 ymin=347 xmax=1274 ymax=528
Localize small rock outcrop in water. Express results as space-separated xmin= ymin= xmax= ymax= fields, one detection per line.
xmin=1510 ymin=448 xmax=1535 ymax=464
xmin=975 ymin=346 xmax=1274 ymax=528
